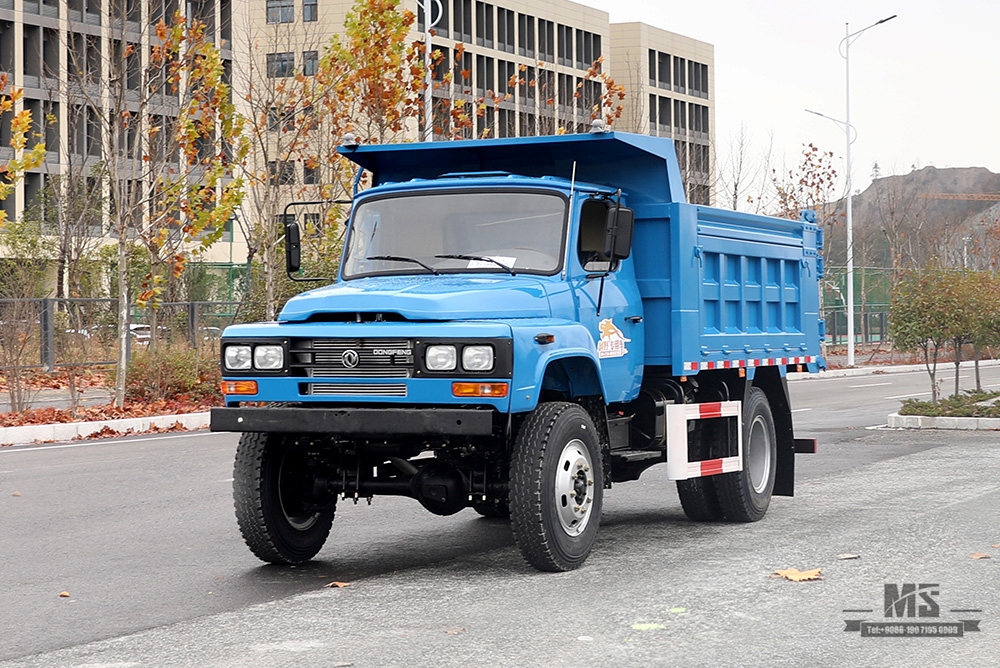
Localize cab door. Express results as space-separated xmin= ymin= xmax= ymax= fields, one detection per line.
xmin=572 ymin=199 xmax=644 ymax=403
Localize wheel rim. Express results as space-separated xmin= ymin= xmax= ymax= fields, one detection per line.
xmin=553 ymin=438 xmax=595 ymax=536
xmin=747 ymin=415 xmax=772 ymax=494
xmin=278 ymin=449 xmax=320 ymax=531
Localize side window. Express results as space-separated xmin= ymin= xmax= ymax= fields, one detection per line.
xmin=577 ymin=200 xmax=611 ymax=271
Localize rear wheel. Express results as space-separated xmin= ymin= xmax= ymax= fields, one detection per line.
xmin=233 ymin=432 xmax=336 ymax=564
xmin=676 ymin=419 xmax=724 ymax=521
xmin=716 ymin=388 xmax=776 ymax=522
xmin=510 ymin=402 xmax=604 ymax=572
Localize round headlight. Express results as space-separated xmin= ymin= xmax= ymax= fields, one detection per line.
xmin=224 ymin=345 xmax=252 ymax=370
xmin=254 ymin=345 xmax=284 ymax=370
xmin=425 ymin=345 xmax=457 ymax=371
xmin=462 ymin=345 xmax=494 ymax=372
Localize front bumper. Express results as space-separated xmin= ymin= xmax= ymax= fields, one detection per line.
xmin=210 ymin=406 xmax=495 ymax=436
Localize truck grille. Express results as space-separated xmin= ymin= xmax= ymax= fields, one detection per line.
xmin=291 ymin=338 xmax=414 ymax=379
xmin=306 ymin=383 xmax=408 ymax=397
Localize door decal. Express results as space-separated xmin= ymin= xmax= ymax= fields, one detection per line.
xmin=597 ymin=319 xmax=631 ymax=359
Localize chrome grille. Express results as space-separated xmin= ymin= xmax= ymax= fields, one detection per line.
xmin=292 ymin=338 xmax=414 ymax=379
xmin=307 ymin=383 xmax=407 ymax=397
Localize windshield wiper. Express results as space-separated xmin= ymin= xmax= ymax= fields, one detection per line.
xmin=366 ymin=255 xmax=440 ymax=275
xmin=434 ymin=254 xmax=516 ymax=276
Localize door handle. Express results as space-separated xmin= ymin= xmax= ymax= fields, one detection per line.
xmin=626 ymin=316 xmax=643 ymax=323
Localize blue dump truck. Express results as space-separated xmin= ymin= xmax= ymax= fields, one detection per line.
xmin=211 ymin=130 xmax=824 ymax=572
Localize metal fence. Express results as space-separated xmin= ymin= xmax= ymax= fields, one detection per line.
xmin=0 ymin=299 xmax=240 ymax=372
xmin=823 ymin=305 xmax=891 ymax=348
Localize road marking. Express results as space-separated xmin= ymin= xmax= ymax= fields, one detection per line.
xmin=885 ymin=391 xmax=932 ymax=400
xmin=848 ymin=382 xmax=892 ymax=388
xmin=218 ymin=478 xmax=235 ymax=483
xmin=791 ymin=408 xmax=812 ymax=413
xmin=0 ymin=432 xmax=207 ymax=454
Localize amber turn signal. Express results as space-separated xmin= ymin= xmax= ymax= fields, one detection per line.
xmin=221 ymin=380 xmax=258 ymax=395
xmin=452 ymin=382 xmax=509 ymax=398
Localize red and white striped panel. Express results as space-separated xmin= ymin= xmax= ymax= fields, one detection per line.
xmin=682 ymin=356 xmax=816 ymax=372
xmin=685 ymin=455 xmax=741 ymax=479
xmin=664 ymin=399 xmax=743 ymax=482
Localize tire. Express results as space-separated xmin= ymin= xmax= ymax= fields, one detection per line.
xmin=676 ymin=420 xmax=724 ymax=521
xmin=233 ymin=432 xmax=336 ymax=564
xmin=715 ymin=388 xmax=777 ymax=522
xmin=510 ymin=402 xmax=604 ymax=572
xmin=473 ymin=500 xmax=511 ymax=518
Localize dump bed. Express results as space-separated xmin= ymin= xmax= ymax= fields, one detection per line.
xmin=633 ymin=202 xmax=824 ymax=372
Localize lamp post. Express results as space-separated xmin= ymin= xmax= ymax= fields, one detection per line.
xmin=840 ymin=14 xmax=896 ymax=367
xmin=417 ymin=0 xmax=443 ymax=141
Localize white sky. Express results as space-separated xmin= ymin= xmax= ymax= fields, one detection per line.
xmin=584 ymin=0 xmax=1000 ymax=194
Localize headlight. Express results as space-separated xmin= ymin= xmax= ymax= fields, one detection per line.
xmin=224 ymin=345 xmax=252 ymax=370
xmin=425 ymin=345 xmax=457 ymax=371
xmin=254 ymin=345 xmax=284 ymax=370
xmin=462 ymin=345 xmax=494 ymax=371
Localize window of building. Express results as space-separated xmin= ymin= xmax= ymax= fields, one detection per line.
xmin=648 ymin=49 xmax=656 ymax=86
xmin=519 ymin=65 xmax=535 ymax=103
xmin=266 ymin=0 xmax=293 ymax=24
xmin=673 ymin=56 xmax=686 ymax=94
xmin=518 ymin=14 xmax=534 ymax=57
xmin=268 ymin=161 xmax=295 ymax=185
xmin=453 ymin=0 xmax=471 ymax=42
xmin=556 ymin=24 xmax=571 ymax=66
xmin=497 ymin=59 xmax=515 ymax=97
xmin=419 ymin=0 xmax=449 ymax=36
xmin=496 ymin=7 xmax=514 ymax=53
xmin=432 ymin=44 xmax=449 ymax=82
xmin=537 ymin=69 xmax=554 ymax=106
xmin=537 ymin=19 xmax=554 ymax=63
xmin=453 ymin=48 xmax=473 ymax=88
xmin=303 ymin=211 xmax=322 ymax=235
xmin=557 ymin=72 xmax=573 ymax=109
xmin=497 ymin=107 xmax=514 ymax=138
xmin=475 ymin=2 xmax=493 ymax=47
xmin=658 ymin=96 xmax=671 ymax=134
xmin=475 ymin=54 xmax=494 ymax=95
xmin=303 ymin=0 xmax=317 ymax=22
xmin=266 ymin=52 xmax=295 ymax=78
xmin=302 ymin=50 xmax=318 ymax=76
xmin=657 ymin=52 xmax=670 ymax=89
xmin=477 ymin=105 xmax=494 ymax=138
xmin=688 ymin=61 xmax=708 ymax=98
xmin=673 ymin=98 xmax=686 ymax=133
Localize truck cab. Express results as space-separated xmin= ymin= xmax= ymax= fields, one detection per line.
xmin=212 ymin=131 xmax=823 ymax=572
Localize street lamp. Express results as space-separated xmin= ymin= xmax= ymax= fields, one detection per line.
xmin=416 ymin=0 xmax=443 ymax=141
xmin=840 ymin=14 xmax=896 ymax=367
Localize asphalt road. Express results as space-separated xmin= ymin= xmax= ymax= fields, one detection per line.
xmin=1 ymin=369 xmax=998 ymax=666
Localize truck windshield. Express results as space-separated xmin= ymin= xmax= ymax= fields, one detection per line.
xmin=341 ymin=191 xmax=566 ymax=279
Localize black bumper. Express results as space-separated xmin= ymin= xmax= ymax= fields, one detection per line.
xmin=210 ymin=406 xmax=495 ymax=436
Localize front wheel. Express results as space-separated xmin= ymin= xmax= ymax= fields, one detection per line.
xmin=510 ymin=402 xmax=604 ymax=572
xmin=233 ymin=432 xmax=336 ymax=564
xmin=716 ymin=388 xmax=777 ymax=522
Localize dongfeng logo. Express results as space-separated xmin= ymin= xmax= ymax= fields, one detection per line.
xmin=341 ymin=350 xmax=360 ymax=368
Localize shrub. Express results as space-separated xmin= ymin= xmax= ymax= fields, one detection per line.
xmin=124 ymin=345 xmax=222 ymax=404
xmin=898 ymin=390 xmax=1000 ymax=418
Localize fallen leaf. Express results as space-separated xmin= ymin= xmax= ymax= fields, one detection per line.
xmin=772 ymin=568 xmax=823 ymax=582
xmin=576 ymin=636 xmax=593 ymax=642
xmin=991 ymin=544 xmax=1000 ymax=549
xmin=444 ymin=627 xmax=466 ymax=635
xmin=630 ymin=623 xmax=665 ymax=631
xmin=59 ymin=591 xmax=70 ymax=598
xmin=11 ymin=491 xmax=21 ymax=497
xmin=669 ymin=607 xmax=686 ymax=614
xmin=324 ymin=581 xmax=351 ymax=588
xmin=970 ymin=553 xmax=992 ymax=560
xmin=837 ymin=553 xmax=860 ymax=560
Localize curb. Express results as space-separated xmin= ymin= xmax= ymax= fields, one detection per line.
xmin=887 ymin=412 xmax=1000 ymax=431
xmin=789 ymin=358 xmax=1000 ymax=381
xmin=0 ymin=412 xmax=211 ymax=447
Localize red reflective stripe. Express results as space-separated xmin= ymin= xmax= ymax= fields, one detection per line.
xmin=700 ymin=459 xmax=723 ymax=476
xmin=699 ymin=402 xmax=723 ymax=419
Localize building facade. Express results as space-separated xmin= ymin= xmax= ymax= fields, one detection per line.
xmin=0 ymin=0 xmax=714 ymax=271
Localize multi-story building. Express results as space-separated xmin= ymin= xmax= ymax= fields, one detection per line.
xmin=0 ymin=0 xmax=714 ymax=274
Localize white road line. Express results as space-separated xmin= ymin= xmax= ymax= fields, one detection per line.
xmin=885 ymin=391 xmax=933 ymax=400
xmin=0 ymin=432 xmax=207 ymax=454
xmin=218 ymin=478 xmax=235 ymax=483
xmin=848 ymin=382 xmax=892 ymax=388
xmin=791 ymin=408 xmax=812 ymax=413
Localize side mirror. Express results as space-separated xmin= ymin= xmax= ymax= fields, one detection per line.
xmin=604 ymin=205 xmax=635 ymax=261
xmin=285 ymin=219 xmax=301 ymax=274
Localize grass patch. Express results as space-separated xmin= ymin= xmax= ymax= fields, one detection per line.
xmin=899 ymin=390 xmax=1000 ymax=417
